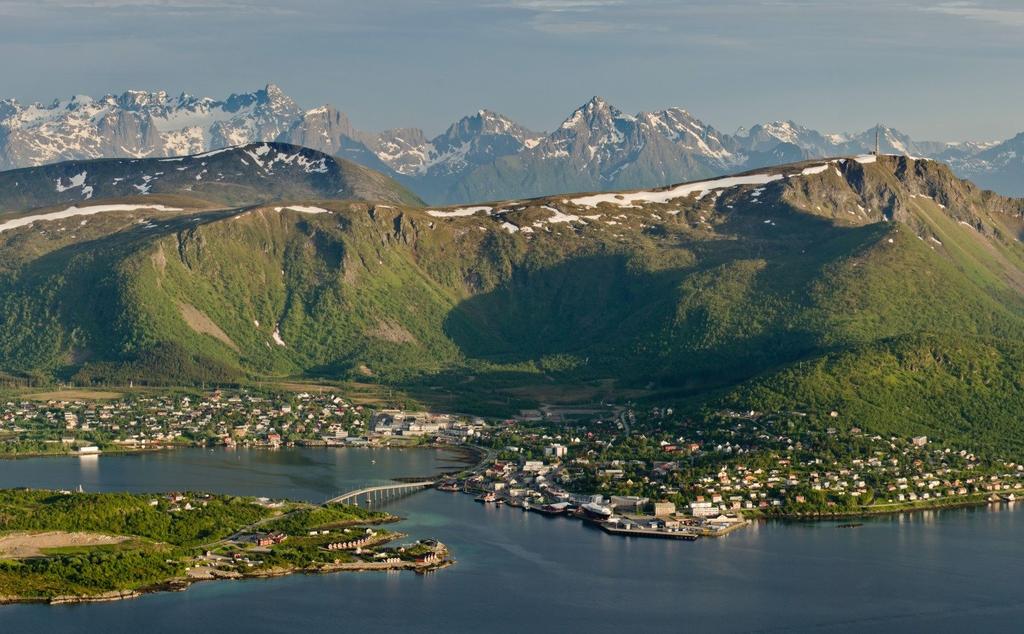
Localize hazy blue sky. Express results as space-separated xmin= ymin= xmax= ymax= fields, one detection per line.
xmin=1 ymin=0 xmax=1022 ymax=141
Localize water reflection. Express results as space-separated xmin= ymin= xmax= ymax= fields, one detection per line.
xmin=76 ymin=453 xmax=99 ymax=484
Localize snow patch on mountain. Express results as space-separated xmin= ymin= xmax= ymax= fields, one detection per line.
xmin=801 ymin=164 xmax=830 ymax=175
xmin=242 ymin=143 xmax=329 ymax=174
xmin=570 ymin=172 xmax=783 ymax=207
xmin=274 ymin=205 xmax=330 ymax=214
xmin=0 ymin=203 xmax=183 ymax=233
xmin=541 ymin=205 xmax=580 ymax=223
xmin=426 ymin=206 xmax=492 ymax=218
xmin=272 ymin=325 xmax=286 ymax=347
xmin=54 ymin=171 xmax=94 ymax=198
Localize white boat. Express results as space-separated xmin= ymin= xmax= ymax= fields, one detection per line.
xmin=581 ymin=502 xmax=613 ymax=521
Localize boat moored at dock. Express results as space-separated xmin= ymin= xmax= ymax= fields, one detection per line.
xmin=579 ymin=502 xmax=613 ymax=522
xmin=534 ymin=502 xmax=572 ymax=516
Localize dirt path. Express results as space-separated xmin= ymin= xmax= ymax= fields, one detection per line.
xmin=0 ymin=531 xmax=129 ymax=558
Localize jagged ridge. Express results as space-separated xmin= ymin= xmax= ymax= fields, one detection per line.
xmin=3 ymin=85 xmax=1022 ymax=205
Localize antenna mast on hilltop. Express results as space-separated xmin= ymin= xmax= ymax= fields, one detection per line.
xmin=875 ymin=124 xmax=881 ymax=156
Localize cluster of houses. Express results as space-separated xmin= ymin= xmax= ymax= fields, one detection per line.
xmin=159 ymin=491 xmax=218 ymax=513
xmin=682 ymin=428 xmax=1024 ymax=511
xmin=414 ymin=551 xmax=442 ymax=565
xmin=0 ymin=390 xmax=369 ymax=452
xmin=325 ymin=529 xmax=377 ymax=551
xmin=472 ymin=411 xmax=1024 ymax=517
xmin=249 ymin=532 xmax=288 ymax=547
xmin=2 ymin=392 xmax=492 ymax=460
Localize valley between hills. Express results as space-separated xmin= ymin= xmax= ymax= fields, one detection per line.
xmin=0 ymin=143 xmax=1022 ymax=456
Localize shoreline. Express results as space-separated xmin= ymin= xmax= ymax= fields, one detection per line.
xmin=3 ymin=445 xmax=1018 ymax=607
xmin=6 ymin=441 xmax=1013 ymax=527
xmin=0 ymin=446 xmax=176 ymax=461
xmin=1 ymin=479 xmax=1019 ymax=607
xmin=0 ymin=551 xmax=454 ymax=607
xmin=0 ymin=441 xmax=476 ymax=463
xmin=763 ymin=491 xmax=1023 ymax=522
xmin=0 ymin=486 xmax=454 ymax=608
xmin=454 ymin=479 xmax=1024 ymax=539
xmin=0 ymin=513 xmax=451 ymax=607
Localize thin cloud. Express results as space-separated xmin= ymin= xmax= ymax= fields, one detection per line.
xmin=529 ymin=17 xmax=621 ymax=34
xmin=925 ymin=1 xmax=1024 ymax=27
xmin=0 ymin=0 xmax=297 ymax=15
xmin=504 ymin=0 xmax=624 ymax=11
xmin=504 ymin=0 xmax=651 ymax=35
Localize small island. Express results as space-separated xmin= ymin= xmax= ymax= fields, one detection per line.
xmin=0 ymin=488 xmax=451 ymax=605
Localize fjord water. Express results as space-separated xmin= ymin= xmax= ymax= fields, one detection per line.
xmin=2 ymin=449 xmax=1023 ymax=632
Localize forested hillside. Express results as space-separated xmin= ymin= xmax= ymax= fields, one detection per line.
xmin=0 ymin=153 xmax=1022 ymax=447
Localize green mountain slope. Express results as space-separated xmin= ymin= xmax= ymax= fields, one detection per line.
xmin=1 ymin=154 xmax=1022 ymax=447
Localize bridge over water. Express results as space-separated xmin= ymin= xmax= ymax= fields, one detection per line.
xmin=326 ymin=480 xmax=436 ymax=507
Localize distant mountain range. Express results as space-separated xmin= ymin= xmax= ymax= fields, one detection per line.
xmin=2 ymin=84 xmax=1021 ymax=202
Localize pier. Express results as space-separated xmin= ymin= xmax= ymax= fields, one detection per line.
xmin=599 ymin=523 xmax=700 ymax=541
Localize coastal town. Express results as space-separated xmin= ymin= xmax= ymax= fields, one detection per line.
xmin=456 ymin=406 xmax=1024 ymax=529
xmin=1 ymin=389 xmax=1022 ymax=537
xmin=0 ymin=390 xmax=484 ymax=457
xmin=1 ymin=386 xmax=1024 ymax=607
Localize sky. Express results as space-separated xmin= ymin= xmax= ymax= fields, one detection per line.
xmin=0 ymin=0 xmax=1022 ymax=141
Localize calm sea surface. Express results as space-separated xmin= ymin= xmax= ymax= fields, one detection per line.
xmin=1 ymin=447 xmax=1022 ymax=633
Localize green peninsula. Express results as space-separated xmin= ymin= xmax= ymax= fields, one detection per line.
xmin=0 ymin=489 xmax=450 ymax=604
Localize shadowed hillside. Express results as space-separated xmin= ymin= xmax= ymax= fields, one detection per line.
xmin=0 ymin=142 xmax=422 ymax=215
xmin=1 ymin=153 xmax=1023 ymax=447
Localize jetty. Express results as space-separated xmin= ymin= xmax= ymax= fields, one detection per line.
xmin=599 ymin=523 xmax=700 ymax=541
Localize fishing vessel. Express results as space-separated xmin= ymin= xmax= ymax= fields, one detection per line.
xmin=535 ymin=502 xmax=571 ymax=516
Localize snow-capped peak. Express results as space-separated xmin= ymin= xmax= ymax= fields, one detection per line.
xmin=0 ymin=84 xmax=303 ymax=169
xmin=368 ymin=108 xmax=543 ymax=177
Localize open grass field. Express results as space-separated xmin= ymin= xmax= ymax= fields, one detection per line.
xmin=21 ymin=389 xmax=125 ymax=401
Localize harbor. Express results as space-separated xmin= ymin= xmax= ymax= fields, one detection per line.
xmin=436 ymin=478 xmax=748 ymax=541
xmin=2 ymin=446 xmax=1024 ymax=632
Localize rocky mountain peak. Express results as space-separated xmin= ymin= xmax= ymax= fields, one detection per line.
xmin=442 ymin=109 xmax=538 ymax=145
xmin=561 ymin=96 xmax=628 ymax=130
xmin=115 ymin=90 xmax=169 ymax=111
xmin=2 ymin=84 xmax=1023 ymax=204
